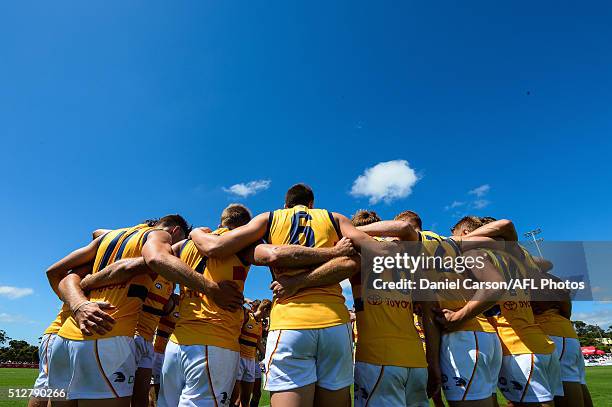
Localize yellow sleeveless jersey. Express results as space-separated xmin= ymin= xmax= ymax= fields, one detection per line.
xmin=420 ymin=231 xmax=495 ymax=333
xmin=486 ymin=251 xmax=554 ymax=355
xmin=136 ymin=274 xmax=174 ymax=342
xmin=266 ymin=205 xmax=349 ymax=330
xmin=44 ymin=304 xmax=71 ymax=335
xmin=59 ymin=224 xmax=158 ymax=340
xmin=153 ymin=308 xmax=180 ymax=354
xmin=352 ymin=236 xmax=427 ymax=368
xmin=170 ymin=229 xmax=250 ymax=351
xmin=534 ymin=308 xmax=577 ymax=339
xmin=239 ymin=312 xmax=262 ymax=360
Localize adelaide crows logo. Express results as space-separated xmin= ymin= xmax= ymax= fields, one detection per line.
xmin=113 ymin=372 xmax=126 ymax=382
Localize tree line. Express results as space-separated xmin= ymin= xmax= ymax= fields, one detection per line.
xmin=0 ymin=330 xmax=39 ymax=363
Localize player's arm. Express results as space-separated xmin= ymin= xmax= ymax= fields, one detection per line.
xmin=80 ymin=257 xmax=151 ymax=292
xmin=465 ymin=219 xmax=518 ymax=241
xmin=270 ymin=255 xmax=360 ymax=300
xmin=142 ymin=230 xmax=243 ymax=311
xmin=57 ymin=264 xmax=116 ymax=336
xmin=92 ymin=228 xmax=111 ymax=239
xmin=333 ymin=212 xmax=381 ymax=250
xmin=533 ymin=257 xmax=553 ymax=273
xmin=256 ymin=335 xmax=266 ymax=355
xmin=356 ymin=220 xmax=418 ymax=241
xmin=46 ymin=235 xmax=105 ymax=298
xmin=189 ymin=213 xmax=270 ymax=258
xmin=246 ymin=237 xmax=355 ymax=267
xmin=419 ymin=301 xmax=442 ymax=398
xmin=435 ymin=251 xmax=505 ymax=330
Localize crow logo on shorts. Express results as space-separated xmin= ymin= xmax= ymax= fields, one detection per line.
xmin=113 ymin=372 xmax=126 ymax=382
xmin=453 ymin=376 xmax=467 ymax=387
xmin=511 ymin=380 xmax=523 ymax=390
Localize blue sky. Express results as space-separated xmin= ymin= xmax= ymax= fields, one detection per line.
xmin=1 ymin=2 xmax=611 ymax=344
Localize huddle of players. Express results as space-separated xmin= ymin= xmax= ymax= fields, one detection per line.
xmin=30 ymin=183 xmax=591 ymax=407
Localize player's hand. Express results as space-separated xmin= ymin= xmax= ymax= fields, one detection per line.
xmin=333 ymin=237 xmax=356 ymax=257
xmin=426 ymin=365 xmax=442 ymax=400
xmin=434 ymin=308 xmax=463 ymax=331
xmin=75 ymin=302 xmax=116 ymax=336
xmin=270 ymin=275 xmax=300 ymax=300
xmin=188 ymin=226 xmax=213 ymax=239
xmin=207 ymin=280 xmax=243 ymax=311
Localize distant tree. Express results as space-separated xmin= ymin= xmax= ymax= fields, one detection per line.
xmin=0 ymin=339 xmax=38 ymax=363
xmin=0 ymin=329 xmax=9 ymax=346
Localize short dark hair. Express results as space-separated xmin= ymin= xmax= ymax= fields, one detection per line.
xmin=394 ymin=210 xmax=423 ymax=230
xmin=156 ymin=214 xmax=191 ymax=236
xmin=451 ymin=216 xmax=483 ymax=235
xmin=220 ymin=204 xmax=252 ymax=229
xmin=259 ymin=299 xmax=272 ymax=313
xmin=142 ymin=218 xmax=159 ymax=227
xmin=351 ymin=210 xmax=381 ymax=227
xmin=479 ymin=216 xmax=497 ymax=225
xmin=285 ymin=183 xmax=314 ymax=208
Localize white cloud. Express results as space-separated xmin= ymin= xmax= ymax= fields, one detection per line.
xmin=223 ymin=180 xmax=271 ymax=198
xmin=445 ymin=201 xmax=465 ymax=211
xmin=350 ymin=160 xmax=419 ymax=204
xmin=340 ymin=279 xmax=353 ymax=306
xmin=0 ymin=312 xmax=35 ymax=324
xmin=469 ymin=184 xmax=490 ymax=197
xmin=0 ymin=286 xmax=33 ymax=299
xmin=472 ymin=199 xmax=490 ymax=209
xmin=445 ymin=184 xmax=492 ymax=213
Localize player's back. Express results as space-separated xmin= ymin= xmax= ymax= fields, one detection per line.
xmin=420 ymin=230 xmax=496 ymax=333
xmin=239 ymin=312 xmax=262 ymax=360
xmin=352 ymin=236 xmax=426 ymax=368
xmin=59 ymin=224 xmax=158 ymax=340
xmin=153 ymin=307 xmax=180 ymax=354
xmin=171 ymin=228 xmax=249 ymax=351
xmin=487 ymin=250 xmax=554 ymax=355
xmin=266 ymin=205 xmax=348 ymax=330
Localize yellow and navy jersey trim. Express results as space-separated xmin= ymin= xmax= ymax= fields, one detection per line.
xmin=263 ymin=208 xmax=342 ymax=243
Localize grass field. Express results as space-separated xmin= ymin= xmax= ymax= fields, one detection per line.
xmin=1 ymin=366 xmax=610 ymax=406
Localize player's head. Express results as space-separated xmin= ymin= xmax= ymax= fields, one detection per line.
xmin=394 ymin=210 xmax=422 ymax=231
xmin=220 ymin=204 xmax=252 ymax=230
xmin=254 ymin=299 xmax=272 ymax=320
xmin=479 ymin=216 xmax=497 ymax=225
xmin=155 ymin=214 xmax=191 ymax=244
xmin=451 ymin=216 xmax=483 ymax=237
xmin=285 ymin=183 xmax=314 ymax=209
xmin=351 ymin=209 xmax=381 ymax=227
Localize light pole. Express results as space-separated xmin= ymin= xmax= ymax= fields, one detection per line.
xmin=524 ymin=228 xmax=544 ymax=257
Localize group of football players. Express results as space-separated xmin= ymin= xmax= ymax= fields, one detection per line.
xmin=28 ymin=183 xmax=591 ymax=407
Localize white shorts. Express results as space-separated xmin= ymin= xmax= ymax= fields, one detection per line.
xmin=254 ymin=362 xmax=264 ymax=380
xmin=354 ymin=361 xmax=428 ymax=407
xmin=237 ymin=357 xmax=257 ymax=383
xmin=440 ymin=331 xmax=502 ymax=401
xmin=152 ymin=351 xmax=165 ymax=385
xmin=158 ymin=341 xmax=239 ymax=407
xmin=135 ymin=335 xmax=154 ymax=369
xmin=264 ymin=323 xmax=353 ymax=392
xmin=551 ymin=335 xmax=586 ymax=384
xmin=48 ymin=335 xmax=136 ymax=400
xmin=33 ymin=333 xmax=57 ymax=391
xmin=498 ymin=353 xmax=561 ymax=402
